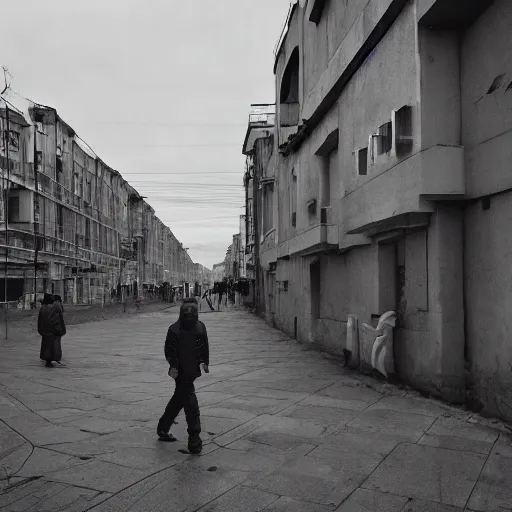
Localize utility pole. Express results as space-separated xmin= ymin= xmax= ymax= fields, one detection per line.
xmin=33 ymin=123 xmax=39 ymax=308
xmin=3 ymin=103 xmax=10 ymax=339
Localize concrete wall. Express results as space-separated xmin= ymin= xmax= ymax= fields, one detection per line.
xmin=462 ymin=0 xmax=512 ymax=421
xmin=465 ymin=192 xmax=512 ymax=420
xmin=275 ymin=2 xmax=421 ymax=356
xmin=264 ymin=0 xmax=511 ymax=417
xmin=338 ymin=3 xmax=418 ymax=200
xmin=461 ymin=0 xmax=512 ymax=198
xmin=393 ymin=206 xmax=465 ymax=402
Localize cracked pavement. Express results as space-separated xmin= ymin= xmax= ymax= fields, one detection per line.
xmin=1 ymin=309 xmax=511 ymax=511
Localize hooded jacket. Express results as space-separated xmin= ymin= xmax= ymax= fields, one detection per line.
xmin=164 ymin=302 xmax=209 ymax=378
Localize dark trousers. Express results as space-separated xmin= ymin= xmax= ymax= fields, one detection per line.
xmin=158 ymin=379 xmax=201 ymax=436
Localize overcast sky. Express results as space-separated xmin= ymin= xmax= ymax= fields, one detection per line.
xmin=2 ymin=0 xmax=291 ymax=269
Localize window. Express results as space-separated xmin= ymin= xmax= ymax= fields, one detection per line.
xmin=3 ymin=130 xmax=20 ymax=152
xmin=262 ymin=184 xmax=274 ymax=234
xmin=280 ymin=48 xmax=299 ymax=104
xmin=358 ymin=148 xmax=368 ymax=176
xmin=377 ymin=122 xmax=392 ymax=155
xmin=7 ymin=195 xmax=19 ymax=223
xmin=320 ymin=207 xmax=329 ymax=224
xmin=56 ymin=205 xmax=64 ymax=238
xmin=85 ymin=178 xmax=92 ymax=203
xmin=283 ymin=280 xmax=289 ymax=292
xmin=280 ymin=48 xmax=300 ymax=127
xmin=56 ymin=156 xmax=63 ymax=176
xmin=395 ymin=105 xmax=413 ymax=155
xmin=85 ymin=218 xmax=91 ymax=249
xmin=36 ymin=151 xmax=42 ymax=169
xmin=309 ymin=0 xmax=328 ymax=23
xmin=291 ymin=170 xmax=297 ymax=228
xmin=307 ymin=198 xmax=317 ymax=217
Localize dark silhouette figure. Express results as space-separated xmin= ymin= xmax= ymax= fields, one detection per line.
xmin=157 ymin=298 xmax=209 ymax=454
xmin=38 ymin=293 xmax=66 ymax=367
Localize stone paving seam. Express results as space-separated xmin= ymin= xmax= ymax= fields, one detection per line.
xmin=333 ymin=392 xmax=386 ymax=434
xmin=79 ymin=455 xmax=206 ymax=512
xmin=20 ymin=481 xmax=74 ymax=511
xmin=462 ymin=435 xmax=500 ymax=511
xmin=191 ymin=482 xmax=275 ymax=512
xmin=0 ymin=420 xmax=35 ymax=482
xmin=0 ymin=475 xmax=46 ymax=503
xmin=41 ymin=445 xmax=109 ymax=459
xmin=43 ymin=477 xmax=119 ymax=494
xmin=103 ymin=470 xmax=176 ymax=512
xmin=6 ymin=379 xmax=105 ymax=399
xmin=353 ymin=441 xmax=413 ymax=507
xmin=0 ymin=386 xmax=55 ymax=426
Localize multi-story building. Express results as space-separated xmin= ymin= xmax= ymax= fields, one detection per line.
xmin=212 ymin=263 xmax=225 ymax=283
xmin=249 ymin=0 xmax=512 ymax=421
xmin=193 ymin=263 xmax=212 ymax=290
xmin=242 ymin=104 xmax=276 ymax=313
xmin=0 ymin=90 xmax=206 ymax=306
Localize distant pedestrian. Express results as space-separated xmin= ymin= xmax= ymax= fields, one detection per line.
xmin=157 ymin=298 xmax=209 ymax=454
xmin=38 ymin=293 xmax=65 ymax=368
xmin=53 ymin=295 xmax=66 ymax=366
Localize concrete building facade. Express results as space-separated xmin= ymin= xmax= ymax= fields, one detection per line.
xmin=246 ymin=0 xmax=511 ymax=420
xmin=0 ymin=91 xmax=207 ymax=306
xmin=212 ymin=263 xmax=225 ymax=283
xmin=242 ymin=104 xmax=276 ymax=314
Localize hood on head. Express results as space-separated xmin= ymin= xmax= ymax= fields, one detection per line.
xmin=180 ymin=298 xmax=199 ymax=327
xmin=42 ymin=293 xmax=54 ymax=305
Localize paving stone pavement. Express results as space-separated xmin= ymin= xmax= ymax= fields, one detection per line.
xmin=0 ymin=309 xmax=511 ymax=511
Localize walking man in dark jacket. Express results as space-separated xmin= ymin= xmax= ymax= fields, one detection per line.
xmin=157 ymin=298 xmax=209 ymax=454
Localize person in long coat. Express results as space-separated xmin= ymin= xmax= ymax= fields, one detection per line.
xmin=38 ymin=293 xmax=65 ymax=367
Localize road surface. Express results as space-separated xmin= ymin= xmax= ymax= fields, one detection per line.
xmin=0 ymin=309 xmax=511 ymax=511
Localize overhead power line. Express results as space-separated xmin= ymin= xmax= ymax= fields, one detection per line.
xmin=121 ymin=172 xmax=241 ymax=175
xmin=91 ymin=121 xmax=247 ymax=127
xmin=109 ymin=143 xmax=241 ymax=148
xmin=128 ymin=182 xmax=242 ymax=186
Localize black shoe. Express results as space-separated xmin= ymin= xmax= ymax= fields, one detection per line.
xmin=157 ymin=431 xmax=177 ymax=442
xmin=45 ymin=362 xmax=54 ymax=368
xmin=188 ymin=435 xmax=202 ymax=454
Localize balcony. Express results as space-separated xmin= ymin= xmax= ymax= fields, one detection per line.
xmin=286 ymin=224 xmax=337 ymax=258
xmin=243 ymin=104 xmax=276 ymax=155
xmin=418 ymin=0 xmax=493 ymax=29
xmin=342 ymin=145 xmax=465 ymax=236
